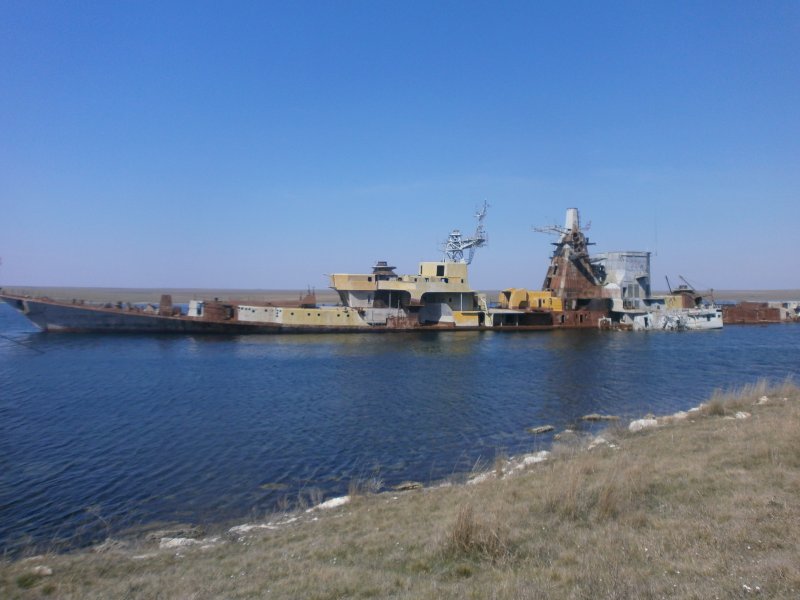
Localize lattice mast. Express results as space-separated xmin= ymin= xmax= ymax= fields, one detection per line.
xmin=443 ymin=201 xmax=489 ymax=264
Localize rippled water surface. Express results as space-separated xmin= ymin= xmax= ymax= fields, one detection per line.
xmin=1 ymin=303 xmax=798 ymax=553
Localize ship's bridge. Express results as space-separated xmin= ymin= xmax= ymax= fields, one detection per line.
xmin=329 ymin=261 xmax=473 ymax=308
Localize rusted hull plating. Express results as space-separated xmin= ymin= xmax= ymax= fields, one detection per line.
xmin=722 ymin=303 xmax=782 ymax=325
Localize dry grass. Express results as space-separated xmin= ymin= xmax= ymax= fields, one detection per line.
xmin=2 ymin=381 xmax=799 ymax=599
xmin=444 ymin=504 xmax=510 ymax=563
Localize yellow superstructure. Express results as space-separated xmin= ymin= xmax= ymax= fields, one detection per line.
xmin=330 ymin=261 xmax=473 ymax=307
xmin=498 ymin=289 xmax=564 ymax=311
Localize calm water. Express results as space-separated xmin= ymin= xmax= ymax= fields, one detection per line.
xmin=1 ymin=303 xmax=798 ymax=554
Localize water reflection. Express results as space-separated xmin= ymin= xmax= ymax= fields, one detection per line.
xmin=1 ymin=301 xmax=799 ymax=555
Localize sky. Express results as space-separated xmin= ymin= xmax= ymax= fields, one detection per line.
xmin=1 ymin=1 xmax=798 ymax=291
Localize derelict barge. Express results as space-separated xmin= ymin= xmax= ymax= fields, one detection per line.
xmin=1 ymin=207 xmax=733 ymax=333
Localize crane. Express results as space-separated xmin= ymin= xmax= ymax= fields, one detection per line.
xmin=442 ymin=201 xmax=489 ymax=264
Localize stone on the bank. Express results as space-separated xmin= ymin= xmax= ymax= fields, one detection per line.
xmin=519 ymin=451 xmax=550 ymax=466
xmin=309 ymin=495 xmax=350 ymax=511
xmin=553 ymin=429 xmax=575 ymax=441
xmin=629 ymin=418 xmax=658 ymax=432
xmin=467 ymin=472 xmax=493 ymax=485
xmin=735 ymin=411 xmax=751 ymax=419
xmin=757 ymin=396 xmax=769 ymax=405
xmin=200 ymin=537 xmax=222 ymax=550
xmin=229 ymin=523 xmax=270 ymax=534
xmin=92 ymin=538 xmax=129 ymax=553
xmin=502 ymin=451 xmax=550 ymax=476
xmin=229 ymin=517 xmax=298 ymax=535
xmin=146 ymin=525 xmax=204 ymax=542
xmin=159 ymin=537 xmax=201 ymax=549
xmin=582 ymin=413 xmax=620 ymax=422
xmin=31 ymin=566 xmax=52 ymax=576
xmin=393 ymin=481 xmax=423 ymax=491
xmin=526 ymin=425 xmax=554 ymax=435
xmin=588 ymin=436 xmax=608 ymax=450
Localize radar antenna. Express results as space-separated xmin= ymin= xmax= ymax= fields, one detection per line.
xmin=533 ymin=208 xmax=591 ymax=239
xmin=442 ymin=201 xmax=489 ymax=264
xmin=533 ymin=208 xmax=594 ymax=258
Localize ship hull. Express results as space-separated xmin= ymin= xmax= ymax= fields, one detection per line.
xmin=0 ymin=295 xmax=473 ymax=334
xmin=1 ymin=294 xmax=604 ymax=334
xmin=2 ymin=296 xmax=279 ymax=334
xmin=1 ymin=296 xmax=407 ymax=334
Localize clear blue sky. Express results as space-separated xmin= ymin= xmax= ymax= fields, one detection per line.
xmin=1 ymin=1 xmax=798 ymax=290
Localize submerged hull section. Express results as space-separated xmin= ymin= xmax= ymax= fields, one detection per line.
xmin=3 ymin=296 xmax=277 ymax=334
xmin=1 ymin=296 xmax=388 ymax=334
xmin=627 ymin=308 xmax=724 ymax=331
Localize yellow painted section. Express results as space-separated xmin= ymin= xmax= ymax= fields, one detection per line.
xmin=329 ymin=274 xmax=375 ymax=291
xmin=237 ymin=305 xmax=368 ymax=327
xmin=330 ymin=265 xmax=471 ymax=299
xmin=377 ymin=280 xmax=420 ymax=293
xmin=419 ymin=262 xmax=469 ymax=279
xmin=452 ymin=311 xmax=480 ymax=327
xmin=499 ymin=289 xmax=563 ymax=311
xmin=664 ymin=295 xmax=693 ymax=310
xmin=528 ymin=291 xmax=563 ymax=311
xmin=281 ymin=307 xmax=366 ymax=327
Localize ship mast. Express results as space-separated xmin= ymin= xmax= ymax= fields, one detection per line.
xmin=442 ymin=201 xmax=489 ymax=264
xmin=534 ymin=208 xmax=604 ymax=300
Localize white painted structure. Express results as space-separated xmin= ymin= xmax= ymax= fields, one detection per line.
xmin=594 ymin=251 xmax=652 ymax=311
xmin=631 ymin=307 xmax=723 ymax=331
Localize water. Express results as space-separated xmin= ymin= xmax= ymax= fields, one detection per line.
xmin=1 ymin=303 xmax=798 ymax=554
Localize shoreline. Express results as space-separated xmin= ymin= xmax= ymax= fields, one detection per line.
xmin=3 ymin=379 xmax=798 ymax=598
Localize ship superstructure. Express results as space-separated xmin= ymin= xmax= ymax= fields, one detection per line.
xmin=538 ymin=208 xmax=606 ymax=301
xmin=496 ymin=208 xmax=613 ymax=328
xmin=2 ymin=206 xmax=494 ymax=332
xmin=0 ymin=205 xmax=729 ymax=334
xmin=322 ymin=203 xmax=491 ymax=328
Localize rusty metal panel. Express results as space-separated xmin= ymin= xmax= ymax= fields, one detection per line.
xmin=722 ymin=303 xmax=782 ymax=324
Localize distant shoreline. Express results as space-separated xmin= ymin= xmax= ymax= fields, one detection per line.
xmin=2 ymin=286 xmax=798 ymax=305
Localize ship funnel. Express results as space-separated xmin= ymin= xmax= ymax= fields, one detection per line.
xmin=565 ymin=208 xmax=579 ymax=232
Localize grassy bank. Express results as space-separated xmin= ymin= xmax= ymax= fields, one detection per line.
xmin=2 ymin=381 xmax=799 ymax=599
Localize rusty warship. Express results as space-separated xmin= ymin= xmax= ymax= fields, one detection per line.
xmin=1 ymin=207 xmax=729 ymax=333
